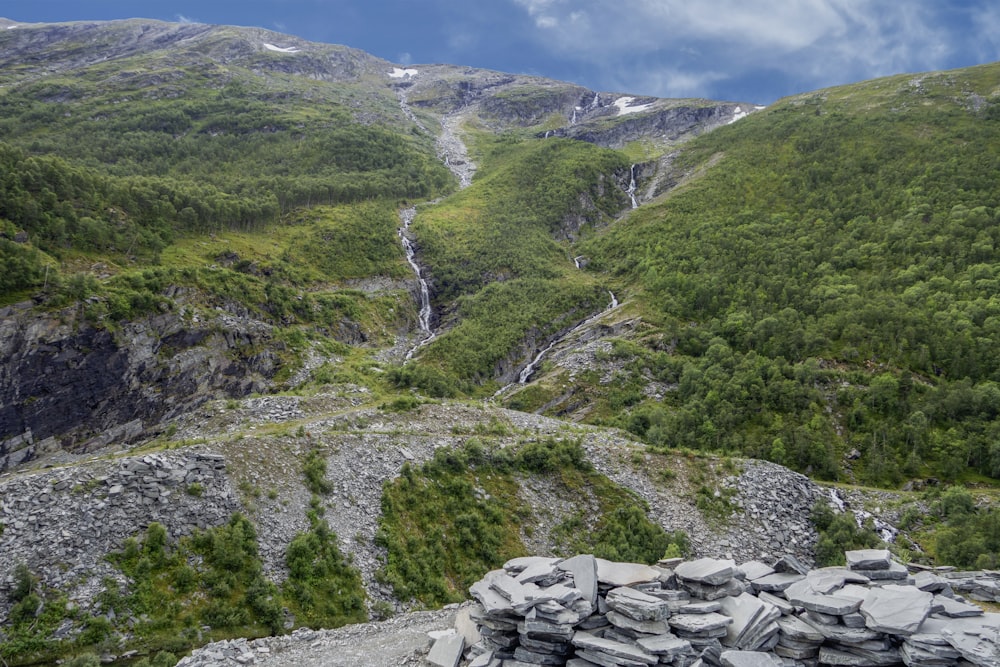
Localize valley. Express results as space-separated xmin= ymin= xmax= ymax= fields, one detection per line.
xmin=1 ymin=15 xmax=1000 ymax=666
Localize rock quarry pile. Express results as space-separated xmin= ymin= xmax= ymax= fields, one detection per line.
xmin=0 ymin=449 xmax=241 ymax=614
xmin=428 ymin=549 xmax=1000 ymax=667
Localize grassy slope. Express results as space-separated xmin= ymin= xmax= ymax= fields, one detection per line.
xmin=408 ymin=134 xmax=630 ymax=387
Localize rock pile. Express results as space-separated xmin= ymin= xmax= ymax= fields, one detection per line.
xmin=0 ymin=449 xmax=241 ymax=614
xmin=452 ymin=549 xmax=1000 ymax=667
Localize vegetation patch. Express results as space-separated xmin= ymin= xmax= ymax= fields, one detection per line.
xmin=375 ymin=437 xmax=686 ymax=607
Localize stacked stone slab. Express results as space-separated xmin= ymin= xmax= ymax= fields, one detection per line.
xmin=458 ymin=551 xmax=1000 ymax=667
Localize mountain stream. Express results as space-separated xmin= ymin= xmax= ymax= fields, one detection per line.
xmin=399 ymin=207 xmax=435 ymax=360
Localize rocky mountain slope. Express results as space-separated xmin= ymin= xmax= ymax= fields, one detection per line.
xmin=2 ymin=14 xmax=1000 ymax=667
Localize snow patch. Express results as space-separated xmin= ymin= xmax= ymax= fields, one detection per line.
xmin=6 ymin=25 xmax=17 ymax=30
xmin=388 ymin=67 xmax=418 ymax=79
xmin=728 ymin=106 xmax=749 ymax=124
xmin=614 ymin=96 xmax=655 ymax=116
xmin=263 ymin=43 xmax=300 ymax=54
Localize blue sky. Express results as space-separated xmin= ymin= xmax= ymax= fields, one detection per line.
xmin=4 ymin=1 xmax=999 ymax=104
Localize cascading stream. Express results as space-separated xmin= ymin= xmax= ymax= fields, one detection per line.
xmin=399 ymin=207 xmax=435 ymax=360
xmin=626 ymin=164 xmax=638 ymax=209
xmin=495 ymin=289 xmax=621 ymax=396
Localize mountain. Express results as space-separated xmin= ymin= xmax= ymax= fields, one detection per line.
xmin=0 ymin=17 xmax=746 ymax=468
xmin=1 ymin=15 xmax=1000 ymax=666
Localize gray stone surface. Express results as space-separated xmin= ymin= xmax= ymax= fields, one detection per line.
xmin=720 ymin=650 xmax=783 ymax=667
xmin=738 ymin=561 xmax=775 ymax=582
xmin=560 ymin=554 xmax=599 ymax=605
xmin=636 ymin=635 xmax=693 ymax=657
xmin=775 ymin=615 xmax=823 ymax=643
xmin=668 ymin=612 xmax=734 ymax=634
xmin=786 ymin=589 xmax=863 ymax=616
xmin=717 ymin=593 xmax=771 ymax=649
xmin=935 ymin=594 xmax=985 ymax=618
xmin=426 ymin=632 xmax=464 ymax=667
xmin=749 ymin=572 xmax=803 ymax=593
xmin=606 ymin=610 xmax=670 ymax=635
xmin=595 ymin=559 xmax=661 ymax=587
xmin=860 ymin=584 xmax=933 ymax=636
xmin=846 ymin=549 xmax=892 ymax=571
xmin=675 ymin=558 xmax=737 ymax=586
xmin=572 ymin=632 xmax=658 ymax=665
xmin=939 ymin=612 xmax=1000 ymax=667
xmin=606 ymin=586 xmax=672 ymax=621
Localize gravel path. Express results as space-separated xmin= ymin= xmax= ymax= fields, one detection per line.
xmin=177 ymin=609 xmax=457 ymax=667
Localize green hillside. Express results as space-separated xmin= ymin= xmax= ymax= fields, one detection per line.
xmin=568 ymin=63 xmax=1000 ymax=485
xmin=2 ymin=18 xmax=1000 ymax=490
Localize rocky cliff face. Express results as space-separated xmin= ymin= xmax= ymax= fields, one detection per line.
xmin=0 ymin=300 xmax=278 ymax=471
xmin=544 ymin=102 xmax=750 ymax=149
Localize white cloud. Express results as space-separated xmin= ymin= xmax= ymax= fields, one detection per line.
xmin=970 ymin=4 xmax=1000 ymax=65
xmin=398 ymin=51 xmax=413 ymax=65
xmin=176 ymin=14 xmax=198 ymax=24
xmin=508 ymin=0 xmax=991 ymax=101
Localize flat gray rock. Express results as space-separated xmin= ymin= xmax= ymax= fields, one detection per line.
xmin=504 ymin=556 xmax=560 ymax=574
xmin=717 ymin=593 xmax=766 ymax=648
xmin=807 ymin=567 xmax=869 ymax=594
xmin=636 ymin=634 xmax=693 ymax=657
xmin=470 ymin=571 xmax=516 ymax=615
xmin=595 ymin=559 xmax=661 ymax=587
xmin=575 ymin=649 xmax=648 ymax=667
xmin=606 ymin=586 xmax=672 ymax=621
xmin=720 ymin=650 xmax=784 ymax=667
xmin=738 ymin=561 xmax=775 ymax=582
xmin=776 ymin=615 xmax=823 ymax=643
xmin=426 ymin=632 xmax=465 ymax=667
xmin=914 ymin=571 xmax=950 ymax=593
xmin=860 ymin=584 xmax=933 ymax=636
xmin=750 ymin=572 xmax=804 ymax=593
xmin=606 ymin=610 xmax=671 ymax=635
xmin=845 ymin=549 xmax=892 ymax=571
xmin=675 ymin=558 xmax=737 ymax=586
xmin=939 ymin=612 xmax=1000 ymax=667
xmin=572 ymin=632 xmax=658 ymax=665
xmin=786 ymin=589 xmax=863 ymax=616
xmin=756 ymin=591 xmax=794 ymax=615
xmin=819 ymin=645 xmax=902 ymax=666
xmin=680 ymin=600 xmax=722 ymax=614
xmin=934 ymin=594 xmax=984 ymax=618
xmin=668 ymin=612 xmax=734 ymax=634
xmin=559 ymin=554 xmax=599 ymax=605
xmin=860 ymin=560 xmax=909 ymax=581
xmin=516 ymin=559 xmax=564 ymax=584
xmin=772 ymin=554 xmax=809 ymax=576
xmin=835 ymin=583 xmax=872 ymax=603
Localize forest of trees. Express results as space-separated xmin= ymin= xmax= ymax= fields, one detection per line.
xmin=583 ymin=67 xmax=1000 ymax=484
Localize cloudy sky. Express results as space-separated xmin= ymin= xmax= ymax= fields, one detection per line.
xmin=5 ymin=1 xmax=999 ymax=104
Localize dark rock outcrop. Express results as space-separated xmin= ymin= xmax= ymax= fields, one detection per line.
xmin=0 ymin=302 xmax=277 ymax=471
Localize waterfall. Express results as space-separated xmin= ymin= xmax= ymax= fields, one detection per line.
xmin=626 ymin=164 xmax=638 ymax=209
xmin=829 ymin=488 xmax=846 ymax=512
xmin=399 ymin=207 xmax=435 ymax=359
xmin=589 ymin=92 xmax=600 ymax=109
xmin=573 ymin=255 xmax=584 ymax=269
xmin=571 ymin=108 xmax=578 ymax=125
xmin=518 ymin=340 xmax=559 ymax=384
xmin=829 ymin=487 xmax=898 ymax=543
xmin=496 ymin=290 xmax=622 ymax=392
